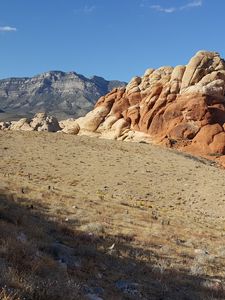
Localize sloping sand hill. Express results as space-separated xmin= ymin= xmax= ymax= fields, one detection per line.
xmin=1 ymin=131 xmax=225 ymax=299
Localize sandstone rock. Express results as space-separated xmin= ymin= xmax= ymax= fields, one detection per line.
xmin=59 ymin=119 xmax=73 ymax=129
xmin=10 ymin=118 xmax=33 ymax=131
xmin=98 ymin=115 xmax=119 ymax=130
xmin=63 ymin=50 xmax=225 ymax=161
xmin=144 ymin=68 xmax=155 ymax=77
xmin=126 ymin=77 xmax=142 ymax=95
xmin=76 ymin=106 xmax=111 ymax=132
xmin=187 ymin=124 xmax=225 ymax=154
xmin=4 ymin=51 xmax=225 ymax=164
xmin=180 ymin=51 xmax=225 ymax=91
xmin=8 ymin=113 xmax=61 ymax=132
xmin=59 ymin=119 xmax=80 ymax=134
xmin=29 ymin=112 xmax=61 ymax=132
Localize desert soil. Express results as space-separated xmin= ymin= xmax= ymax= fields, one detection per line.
xmin=1 ymin=131 xmax=225 ymax=299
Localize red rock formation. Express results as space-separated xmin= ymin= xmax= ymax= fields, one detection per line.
xmin=3 ymin=51 xmax=225 ymax=165
xmin=71 ymin=51 xmax=225 ymax=161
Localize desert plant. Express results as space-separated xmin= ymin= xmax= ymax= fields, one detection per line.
xmin=0 ymin=288 xmax=20 ymax=300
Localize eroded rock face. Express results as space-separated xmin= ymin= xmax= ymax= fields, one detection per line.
xmin=2 ymin=112 xmax=61 ymax=132
xmin=59 ymin=119 xmax=80 ymax=135
xmin=2 ymin=51 xmax=225 ymax=162
xmin=69 ymin=51 xmax=225 ymax=155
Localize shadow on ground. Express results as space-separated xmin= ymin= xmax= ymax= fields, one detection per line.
xmin=0 ymin=189 xmax=224 ymax=300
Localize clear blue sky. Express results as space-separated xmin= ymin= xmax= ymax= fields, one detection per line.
xmin=1 ymin=0 xmax=225 ymax=82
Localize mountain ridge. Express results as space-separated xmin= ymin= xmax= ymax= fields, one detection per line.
xmin=0 ymin=71 xmax=126 ymax=120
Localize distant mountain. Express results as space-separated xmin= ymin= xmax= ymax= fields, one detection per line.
xmin=0 ymin=71 xmax=126 ymax=120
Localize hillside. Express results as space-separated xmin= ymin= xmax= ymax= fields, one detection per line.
xmin=1 ymin=130 xmax=225 ymax=299
xmin=0 ymin=71 xmax=126 ymax=120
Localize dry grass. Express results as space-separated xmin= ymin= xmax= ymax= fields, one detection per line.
xmin=1 ymin=191 xmax=225 ymax=299
xmin=0 ymin=288 xmax=21 ymax=300
xmin=0 ymin=195 xmax=83 ymax=300
xmin=1 ymin=131 xmax=225 ymax=299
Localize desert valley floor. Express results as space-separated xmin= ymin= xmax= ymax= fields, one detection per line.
xmin=1 ymin=131 xmax=225 ymax=299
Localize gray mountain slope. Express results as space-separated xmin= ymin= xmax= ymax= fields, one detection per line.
xmin=0 ymin=71 xmax=126 ymax=120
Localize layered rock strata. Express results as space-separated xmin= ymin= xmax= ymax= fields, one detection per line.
xmin=0 ymin=71 xmax=126 ymax=120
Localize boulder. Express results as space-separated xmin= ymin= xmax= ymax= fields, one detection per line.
xmin=61 ymin=120 xmax=80 ymax=134
xmin=8 ymin=113 xmax=61 ymax=132
xmin=30 ymin=112 xmax=61 ymax=132
xmin=76 ymin=106 xmax=111 ymax=132
xmin=10 ymin=118 xmax=33 ymax=131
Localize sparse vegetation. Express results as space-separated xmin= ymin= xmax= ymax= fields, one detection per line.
xmin=1 ymin=131 xmax=225 ymax=299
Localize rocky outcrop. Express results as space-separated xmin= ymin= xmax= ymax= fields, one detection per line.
xmin=0 ymin=71 xmax=126 ymax=120
xmin=2 ymin=51 xmax=225 ymax=165
xmin=66 ymin=51 xmax=225 ymax=157
xmin=59 ymin=119 xmax=80 ymax=135
xmin=1 ymin=112 xmax=61 ymax=132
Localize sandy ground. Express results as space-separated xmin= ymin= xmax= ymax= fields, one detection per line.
xmin=1 ymin=131 xmax=225 ymax=229
xmin=1 ymin=130 xmax=225 ymax=299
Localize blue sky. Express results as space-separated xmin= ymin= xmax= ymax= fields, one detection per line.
xmin=1 ymin=0 xmax=225 ymax=82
